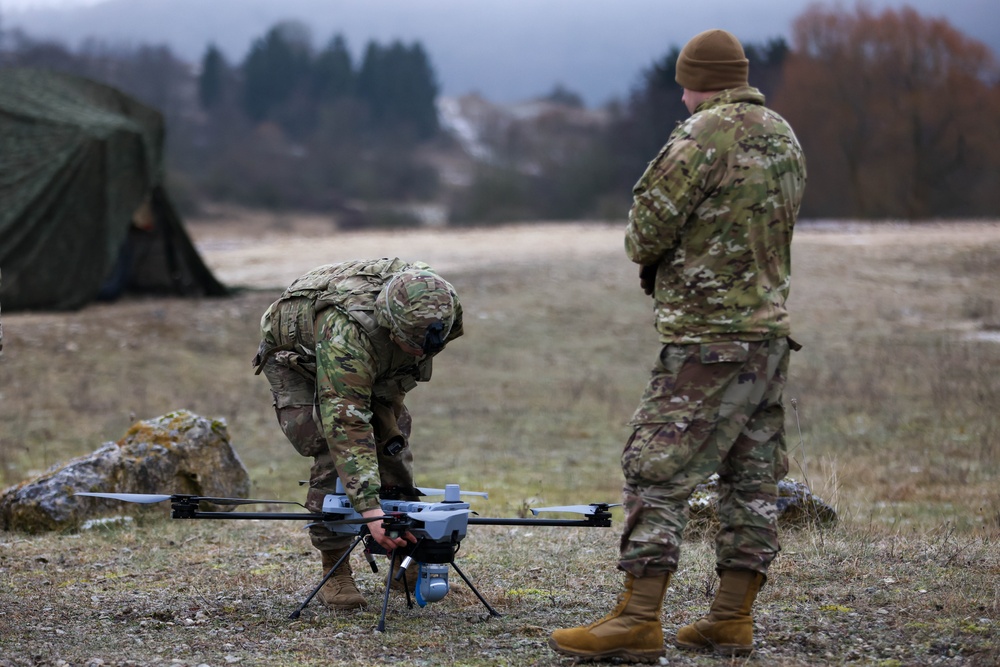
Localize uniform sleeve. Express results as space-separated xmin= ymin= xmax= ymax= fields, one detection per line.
xmin=624 ymin=132 xmax=715 ymax=266
xmin=314 ymin=309 xmax=383 ymax=513
xmin=447 ymin=297 xmax=464 ymax=342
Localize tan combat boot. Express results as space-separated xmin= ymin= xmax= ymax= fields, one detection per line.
xmin=548 ymin=573 xmax=670 ymax=663
xmin=316 ymin=548 xmax=366 ymax=610
xmin=675 ymin=569 xmax=764 ymax=655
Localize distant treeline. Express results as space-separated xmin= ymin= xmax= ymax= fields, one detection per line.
xmin=3 ymin=4 xmax=999 ymax=224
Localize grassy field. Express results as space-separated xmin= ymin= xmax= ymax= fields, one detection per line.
xmin=1 ymin=219 xmax=998 ymax=666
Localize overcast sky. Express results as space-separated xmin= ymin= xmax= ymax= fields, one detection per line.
xmin=3 ymin=0 xmax=997 ymax=106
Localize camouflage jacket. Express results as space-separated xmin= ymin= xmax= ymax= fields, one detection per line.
xmin=258 ymin=258 xmax=463 ymax=512
xmin=625 ymin=86 xmax=807 ymax=344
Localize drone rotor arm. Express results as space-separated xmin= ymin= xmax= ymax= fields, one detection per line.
xmin=193 ymin=497 xmax=304 ymax=507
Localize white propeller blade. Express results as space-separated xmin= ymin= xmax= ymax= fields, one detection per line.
xmin=76 ymin=492 xmax=173 ymax=504
xmin=417 ymin=487 xmax=489 ymax=498
xmin=530 ymin=503 xmax=619 ymax=516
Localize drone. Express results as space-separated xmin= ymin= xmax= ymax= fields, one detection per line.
xmin=76 ymin=482 xmax=615 ymax=631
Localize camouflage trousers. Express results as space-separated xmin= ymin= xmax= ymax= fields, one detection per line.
xmin=262 ymin=357 xmax=415 ymax=551
xmin=619 ymin=338 xmax=791 ymax=578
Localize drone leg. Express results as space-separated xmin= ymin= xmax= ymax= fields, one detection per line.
xmin=450 ymin=561 xmax=502 ymax=618
xmin=376 ymin=550 xmax=397 ymax=632
xmin=401 ymin=568 xmax=414 ymax=609
xmin=288 ymin=534 xmax=365 ymax=620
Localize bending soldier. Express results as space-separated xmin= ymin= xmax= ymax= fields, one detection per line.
xmin=254 ymin=258 xmax=462 ymax=609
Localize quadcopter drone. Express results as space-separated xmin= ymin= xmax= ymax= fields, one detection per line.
xmin=77 ymin=482 xmax=615 ymax=631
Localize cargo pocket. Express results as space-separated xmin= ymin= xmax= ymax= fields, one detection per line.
xmin=263 ymin=351 xmax=317 ymax=409
xmin=621 ymin=409 xmax=697 ymax=486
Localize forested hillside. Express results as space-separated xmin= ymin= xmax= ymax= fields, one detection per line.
xmin=3 ymin=4 xmax=998 ymax=225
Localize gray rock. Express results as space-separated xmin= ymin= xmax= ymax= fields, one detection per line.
xmin=0 ymin=410 xmax=250 ymax=533
xmin=687 ymin=475 xmax=837 ymax=535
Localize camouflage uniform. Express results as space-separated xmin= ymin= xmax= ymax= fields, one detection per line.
xmin=253 ymin=258 xmax=462 ymax=550
xmin=619 ymin=86 xmax=807 ymax=578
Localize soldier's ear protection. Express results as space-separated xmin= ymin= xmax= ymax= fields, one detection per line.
xmin=422 ymin=321 xmax=446 ymax=355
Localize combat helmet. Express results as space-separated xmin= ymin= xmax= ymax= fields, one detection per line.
xmin=375 ymin=268 xmax=457 ymax=355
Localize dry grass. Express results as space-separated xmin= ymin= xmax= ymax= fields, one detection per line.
xmin=1 ymin=219 xmax=999 ymax=666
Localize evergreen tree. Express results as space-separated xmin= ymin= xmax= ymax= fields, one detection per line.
xmin=312 ymin=35 xmax=354 ymax=102
xmin=241 ymin=21 xmax=313 ymax=122
xmin=198 ymin=44 xmax=227 ymax=110
xmin=744 ymin=37 xmax=790 ymax=100
xmin=393 ymin=41 xmax=439 ymax=138
xmin=357 ymin=40 xmax=439 ymax=139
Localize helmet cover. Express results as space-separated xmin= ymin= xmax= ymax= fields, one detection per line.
xmin=375 ymin=269 xmax=456 ymax=353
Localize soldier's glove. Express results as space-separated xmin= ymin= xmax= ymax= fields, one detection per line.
xmin=639 ymin=264 xmax=657 ymax=296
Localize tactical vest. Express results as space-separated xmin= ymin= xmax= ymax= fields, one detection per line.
xmin=256 ymin=258 xmax=433 ymax=400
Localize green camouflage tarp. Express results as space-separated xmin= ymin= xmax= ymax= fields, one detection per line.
xmin=0 ymin=68 xmax=227 ymax=311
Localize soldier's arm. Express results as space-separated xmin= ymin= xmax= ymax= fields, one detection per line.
xmin=624 ymin=133 xmax=714 ymax=266
xmin=314 ymin=310 xmax=383 ymax=514
xmin=447 ymin=298 xmax=464 ymax=342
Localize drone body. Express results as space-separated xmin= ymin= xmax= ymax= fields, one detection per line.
xmin=320 ymin=482 xmax=475 ymax=607
xmin=321 ymin=482 xmax=473 ymax=542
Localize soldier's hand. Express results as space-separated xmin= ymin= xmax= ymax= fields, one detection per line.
xmin=639 ymin=264 xmax=657 ymax=296
xmin=362 ymin=508 xmax=415 ymax=551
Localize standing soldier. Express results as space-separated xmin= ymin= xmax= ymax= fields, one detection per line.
xmin=549 ymin=29 xmax=807 ymax=661
xmin=253 ymin=258 xmax=462 ymax=609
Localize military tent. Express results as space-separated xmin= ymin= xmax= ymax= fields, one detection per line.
xmin=0 ymin=68 xmax=227 ymax=311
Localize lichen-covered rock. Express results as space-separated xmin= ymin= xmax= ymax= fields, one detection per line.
xmin=0 ymin=410 xmax=250 ymax=533
xmin=686 ymin=475 xmax=837 ymax=536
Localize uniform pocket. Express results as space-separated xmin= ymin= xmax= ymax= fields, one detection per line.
xmin=621 ymin=417 xmax=701 ymax=486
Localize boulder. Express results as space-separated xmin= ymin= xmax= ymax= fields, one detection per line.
xmin=686 ymin=475 xmax=837 ymax=535
xmin=0 ymin=410 xmax=250 ymax=533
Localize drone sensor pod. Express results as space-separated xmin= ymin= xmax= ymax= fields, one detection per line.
xmin=415 ymin=563 xmax=449 ymax=606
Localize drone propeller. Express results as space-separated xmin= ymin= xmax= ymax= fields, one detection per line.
xmin=417 ymin=487 xmax=489 ymax=499
xmin=75 ymin=492 xmax=302 ymax=507
xmin=530 ymin=503 xmax=620 ymax=517
xmin=76 ymin=492 xmax=173 ymax=504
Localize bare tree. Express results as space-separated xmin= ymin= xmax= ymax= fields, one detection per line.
xmin=776 ymin=4 xmax=1000 ymax=218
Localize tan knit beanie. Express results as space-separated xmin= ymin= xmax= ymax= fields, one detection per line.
xmin=675 ymin=29 xmax=749 ymax=92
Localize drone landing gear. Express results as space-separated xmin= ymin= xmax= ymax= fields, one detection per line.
xmin=449 ymin=560 xmax=503 ymax=620
xmin=376 ymin=546 xmax=502 ymax=632
xmin=288 ymin=533 xmax=369 ymax=620
xmin=287 ymin=532 xmax=500 ymax=630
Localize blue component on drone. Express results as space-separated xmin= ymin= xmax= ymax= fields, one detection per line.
xmin=415 ymin=563 xmax=450 ymax=606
